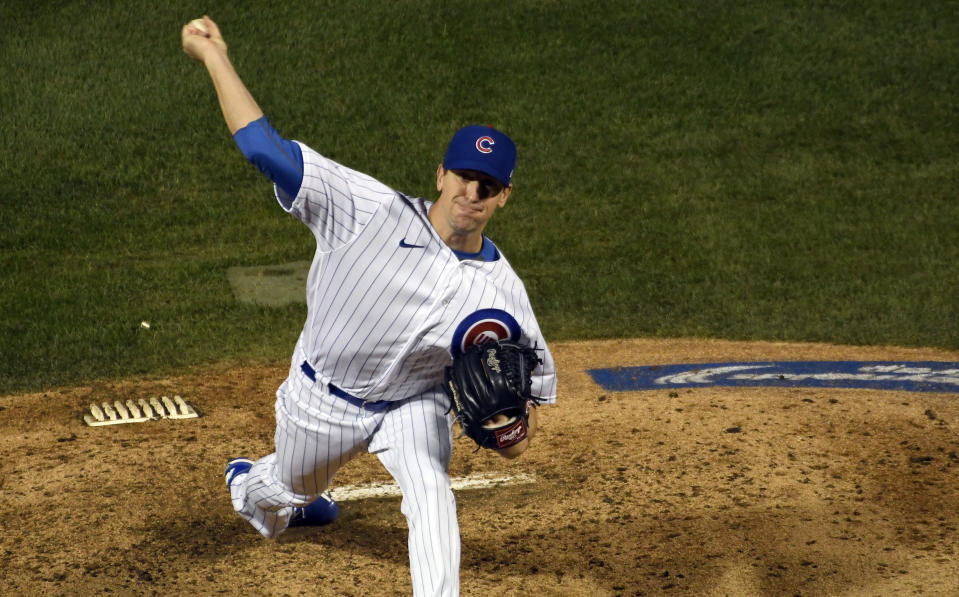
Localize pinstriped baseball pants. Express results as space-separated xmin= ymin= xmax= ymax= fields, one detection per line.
xmin=227 ymin=364 xmax=459 ymax=596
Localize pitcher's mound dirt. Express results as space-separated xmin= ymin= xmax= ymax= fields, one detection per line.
xmin=2 ymin=338 xmax=958 ymax=596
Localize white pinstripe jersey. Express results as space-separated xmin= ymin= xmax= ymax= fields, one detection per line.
xmin=276 ymin=142 xmax=557 ymax=404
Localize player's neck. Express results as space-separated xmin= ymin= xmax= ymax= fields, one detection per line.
xmin=428 ymin=206 xmax=485 ymax=253
xmin=438 ymin=229 xmax=484 ymax=254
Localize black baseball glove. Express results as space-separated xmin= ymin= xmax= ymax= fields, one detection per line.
xmin=443 ymin=341 xmax=543 ymax=450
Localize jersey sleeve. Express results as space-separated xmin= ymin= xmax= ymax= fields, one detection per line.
xmin=524 ymin=319 xmax=558 ymax=405
xmin=492 ymin=256 xmax=557 ymax=404
xmin=279 ymin=143 xmax=398 ymax=252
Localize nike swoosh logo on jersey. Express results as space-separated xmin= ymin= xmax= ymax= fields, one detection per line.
xmin=399 ymin=239 xmax=426 ymax=248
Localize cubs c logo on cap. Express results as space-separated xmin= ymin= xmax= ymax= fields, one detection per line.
xmin=450 ymin=308 xmax=521 ymax=356
xmin=444 ymin=125 xmax=516 ymax=186
xmin=475 ymin=136 xmax=495 ymax=154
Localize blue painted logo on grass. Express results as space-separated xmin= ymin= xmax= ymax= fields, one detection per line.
xmin=588 ymin=362 xmax=959 ymax=393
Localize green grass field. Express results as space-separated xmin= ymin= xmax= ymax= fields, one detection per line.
xmin=2 ymin=1 xmax=957 ymax=393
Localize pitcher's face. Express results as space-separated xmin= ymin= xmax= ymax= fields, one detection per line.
xmin=432 ymin=166 xmax=511 ymax=238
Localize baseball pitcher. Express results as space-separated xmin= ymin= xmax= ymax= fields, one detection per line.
xmin=182 ymin=16 xmax=557 ymax=597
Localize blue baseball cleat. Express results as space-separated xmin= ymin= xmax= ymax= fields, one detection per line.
xmin=224 ymin=458 xmax=253 ymax=486
xmin=288 ymin=492 xmax=340 ymax=527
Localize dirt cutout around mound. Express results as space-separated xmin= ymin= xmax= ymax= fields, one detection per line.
xmin=2 ymin=338 xmax=959 ymax=596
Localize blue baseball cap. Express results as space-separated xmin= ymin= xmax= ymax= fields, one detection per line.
xmin=443 ymin=125 xmax=516 ymax=187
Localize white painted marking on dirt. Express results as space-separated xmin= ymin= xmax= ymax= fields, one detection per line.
xmin=83 ymin=395 xmax=197 ymax=426
xmin=330 ymin=472 xmax=535 ymax=502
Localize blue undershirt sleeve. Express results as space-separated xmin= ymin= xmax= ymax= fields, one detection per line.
xmin=233 ymin=116 xmax=304 ymax=199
